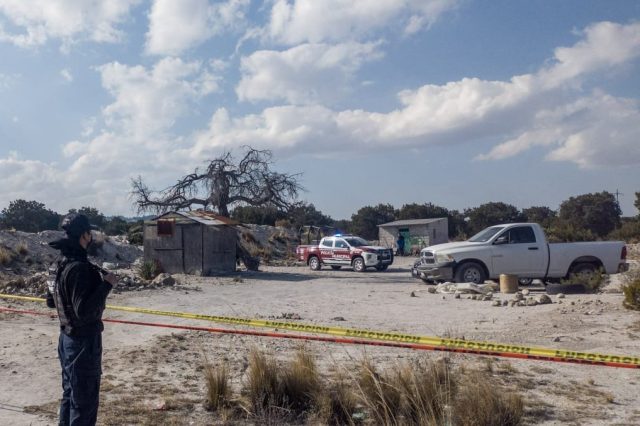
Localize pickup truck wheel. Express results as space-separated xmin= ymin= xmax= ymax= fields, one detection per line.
xmin=518 ymin=278 xmax=533 ymax=286
xmin=569 ymin=262 xmax=597 ymax=279
xmin=330 ymin=265 xmax=341 ymax=270
xmin=454 ymin=262 xmax=486 ymax=284
xmin=309 ymin=256 xmax=321 ymax=271
xmin=353 ymin=257 xmax=366 ymax=272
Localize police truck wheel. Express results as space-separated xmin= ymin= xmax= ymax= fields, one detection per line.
xmin=353 ymin=257 xmax=366 ymax=272
xmin=309 ymin=256 xmax=321 ymax=271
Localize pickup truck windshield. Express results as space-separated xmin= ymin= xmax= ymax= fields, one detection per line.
xmin=344 ymin=237 xmax=369 ymax=247
xmin=468 ymin=226 xmax=505 ymax=242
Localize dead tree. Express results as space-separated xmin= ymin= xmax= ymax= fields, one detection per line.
xmin=131 ymin=147 xmax=303 ymax=217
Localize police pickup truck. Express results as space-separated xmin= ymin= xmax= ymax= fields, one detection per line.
xmin=412 ymin=223 xmax=628 ymax=284
xmin=296 ymin=235 xmax=394 ymax=272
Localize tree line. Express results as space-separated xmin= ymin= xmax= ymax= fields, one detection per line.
xmin=1 ymin=191 xmax=639 ymax=243
xmin=231 ymin=192 xmax=640 ymax=243
xmin=0 ymin=200 xmax=144 ymax=243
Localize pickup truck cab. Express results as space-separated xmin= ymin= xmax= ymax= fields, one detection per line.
xmin=297 ymin=235 xmax=394 ymax=272
xmin=412 ymin=223 xmax=628 ymax=284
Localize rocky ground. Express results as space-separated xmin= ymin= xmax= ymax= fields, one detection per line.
xmin=0 ymin=229 xmax=639 ymax=425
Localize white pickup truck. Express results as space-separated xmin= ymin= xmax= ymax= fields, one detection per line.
xmin=412 ymin=223 xmax=628 ymax=284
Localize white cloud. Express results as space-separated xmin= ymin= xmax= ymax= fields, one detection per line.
xmin=474 ymin=21 xmax=640 ymax=165
xmin=0 ymin=154 xmax=65 ymax=209
xmin=537 ymin=21 xmax=640 ymax=89
xmin=0 ymin=0 xmax=141 ymax=49
xmin=476 ymin=93 xmax=640 ymax=168
xmin=97 ymin=57 xmax=220 ymax=138
xmin=1 ymin=20 xmax=639 ymax=215
xmin=545 ymin=95 xmax=640 ymax=168
xmin=266 ymin=0 xmax=458 ymax=45
xmin=60 ymin=68 xmax=73 ymax=82
xmin=236 ymin=41 xmax=383 ymax=104
xmin=197 ymin=21 xmax=640 ymax=169
xmin=0 ymin=57 xmax=224 ymax=214
xmin=145 ymin=0 xmax=249 ymax=56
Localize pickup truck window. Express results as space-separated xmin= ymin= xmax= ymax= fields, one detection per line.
xmin=507 ymin=226 xmax=536 ymax=244
xmin=469 ymin=226 xmax=504 ymax=242
xmin=320 ymin=239 xmax=333 ymax=248
xmin=344 ymin=237 xmax=369 ymax=247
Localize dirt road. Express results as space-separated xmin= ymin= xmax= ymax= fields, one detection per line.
xmin=1 ymin=256 xmax=639 ymax=425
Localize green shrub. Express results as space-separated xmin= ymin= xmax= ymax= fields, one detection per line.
xmin=561 ymin=267 xmax=605 ymax=292
xmin=609 ymin=220 xmax=640 ymax=243
xmin=546 ymin=221 xmax=596 ymax=242
xmin=622 ymin=271 xmax=640 ymax=310
xmin=127 ymin=224 xmax=143 ymax=245
xmin=136 ymin=260 xmax=159 ymax=280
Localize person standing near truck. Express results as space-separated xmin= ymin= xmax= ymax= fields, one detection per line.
xmin=397 ymin=234 xmax=405 ymax=256
xmin=47 ymin=213 xmax=117 ymax=425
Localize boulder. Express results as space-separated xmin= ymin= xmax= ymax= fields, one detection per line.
xmin=536 ymin=294 xmax=552 ymax=305
xmin=152 ymin=273 xmax=175 ymax=286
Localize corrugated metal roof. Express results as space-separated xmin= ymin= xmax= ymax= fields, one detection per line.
xmin=151 ymin=210 xmax=238 ymax=226
xmin=378 ymin=218 xmax=446 ymax=227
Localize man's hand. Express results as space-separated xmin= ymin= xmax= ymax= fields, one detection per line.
xmin=103 ymin=273 xmax=118 ymax=286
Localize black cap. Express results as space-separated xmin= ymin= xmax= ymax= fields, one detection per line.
xmin=61 ymin=213 xmax=98 ymax=237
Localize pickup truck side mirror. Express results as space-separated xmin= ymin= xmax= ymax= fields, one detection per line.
xmin=493 ymin=236 xmax=508 ymax=245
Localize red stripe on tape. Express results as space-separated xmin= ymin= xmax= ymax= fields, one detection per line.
xmin=1 ymin=307 xmax=637 ymax=369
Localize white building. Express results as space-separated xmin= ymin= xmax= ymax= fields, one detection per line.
xmin=378 ymin=218 xmax=449 ymax=253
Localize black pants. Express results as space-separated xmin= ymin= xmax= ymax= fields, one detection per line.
xmin=58 ymin=332 xmax=102 ymax=426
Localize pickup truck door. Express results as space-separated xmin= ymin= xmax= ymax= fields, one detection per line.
xmin=333 ymin=239 xmax=352 ymax=265
xmin=491 ymin=226 xmax=545 ymax=276
xmin=318 ymin=238 xmax=335 ymax=264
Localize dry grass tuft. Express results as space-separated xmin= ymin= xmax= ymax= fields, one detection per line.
xmin=203 ymin=362 xmax=232 ymax=411
xmin=15 ymin=241 xmax=28 ymax=255
xmin=356 ymin=358 xmax=403 ymax=424
xmin=314 ymin=370 xmax=359 ymax=426
xmin=280 ymin=347 xmax=322 ymax=413
xmin=244 ymin=346 xmax=324 ymax=420
xmin=0 ymin=246 xmax=13 ymax=265
xmin=394 ymin=358 xmax=455 ymax=425
xmin=453 ymin=371 xmax=524 ymax=426
xmin=245 ymin=348 xmax=282 ymax=415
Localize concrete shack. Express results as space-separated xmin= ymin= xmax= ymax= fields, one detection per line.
xmin=144 ymin=211 xmax=238 ymax=275
xmin=378 ymin=218 xmax=449 ymax=253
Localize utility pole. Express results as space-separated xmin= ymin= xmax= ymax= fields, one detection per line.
xmin=614 ymin=189 xmax=623 ymax=205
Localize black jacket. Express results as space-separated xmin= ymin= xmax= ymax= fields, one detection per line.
xmin=48 ymin=238 xmax=112 ymax=336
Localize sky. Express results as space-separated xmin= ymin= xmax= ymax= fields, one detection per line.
xmin=0 ymin=0 xmax=639 ymax=220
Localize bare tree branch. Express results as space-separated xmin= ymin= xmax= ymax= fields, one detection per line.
xmin=131 ymin=147 xmax=304 ymax=216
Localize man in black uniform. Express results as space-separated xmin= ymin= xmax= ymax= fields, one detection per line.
xmin=47 ymin=213 xmax=117 ymax=426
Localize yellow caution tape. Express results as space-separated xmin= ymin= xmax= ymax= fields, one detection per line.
xmin=2 ymin=293 xmax=639 ymax=368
